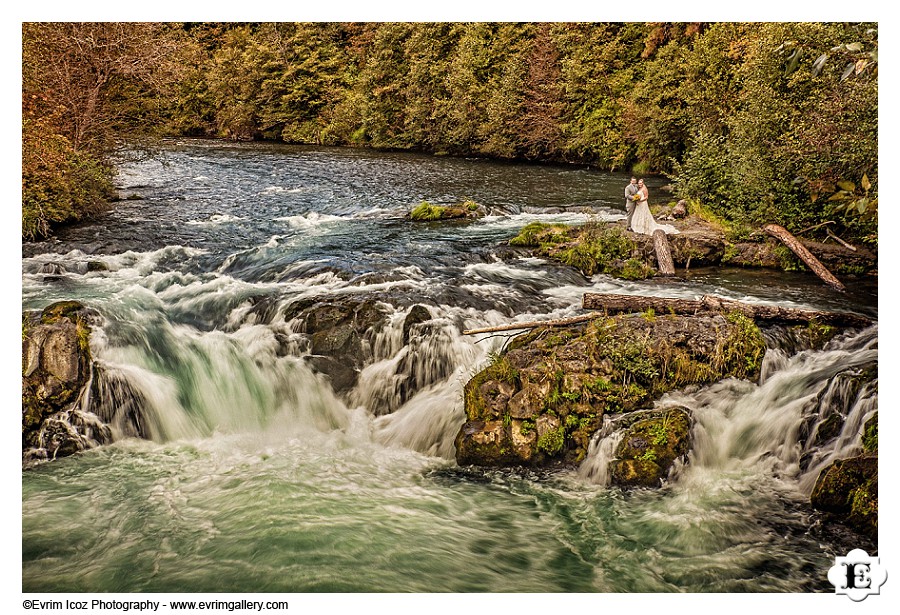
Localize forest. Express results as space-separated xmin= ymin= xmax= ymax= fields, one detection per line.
xmin=22 ymin=22 xmax=877 ymax=246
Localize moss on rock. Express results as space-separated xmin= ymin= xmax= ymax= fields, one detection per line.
xmin=22 ymin=302 xmax=97 ymax=461
xmin=609 ymin=407 xmax=692 ymax=487
xmin=455 ymin=312 xmax=765 ymax=468
xmin=862 ymin=413 xmax=878 ymax=453
xmin=810 ymin=454 xmax=877 ymax=541
xmin=40 ymin=300 xmax=86 ymax=325
xmin=409 ymin=200 xmax=487 ymax=221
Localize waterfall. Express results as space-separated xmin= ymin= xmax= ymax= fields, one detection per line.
xmin=577 ymin=424 xmax=624 ymax=485
xmin=67 ymin=293 xmax=505 ymax=463
xmin=578 ymin=326 xmax=878 ymax=492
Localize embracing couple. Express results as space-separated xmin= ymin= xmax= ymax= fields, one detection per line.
xmin=624 ymin=177 xmax=678 ymax=236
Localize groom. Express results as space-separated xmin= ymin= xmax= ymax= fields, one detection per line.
xmin=624 ymin=176 xmax=639 ymax=230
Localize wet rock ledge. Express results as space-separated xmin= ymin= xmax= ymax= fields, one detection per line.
xmin=22 ymin=301 xmax=110 ymax=463
xmin=811 ymin=413 xmax=878 ymax=541
xmin=455 ymin=310 xmax=766 ymax=486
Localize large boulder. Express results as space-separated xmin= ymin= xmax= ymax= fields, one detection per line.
xmin=609 ymin=407 xmax=692 ymax=487
xmin=455 ymin=311 xmax=765 ymax=469
xmin=22 ymin=301 xmax=110 ymax=462
xmin=284 ymin=297 xmax=390 ymax=393
xmin=811 ymin=454 xmax=877 ymax=541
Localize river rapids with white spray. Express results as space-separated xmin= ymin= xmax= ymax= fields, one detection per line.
xmin=22 ymin=140 xmax=877 ymax=592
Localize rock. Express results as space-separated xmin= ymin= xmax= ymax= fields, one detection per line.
xmin=454 ymin=420 xmax=519 ymax=466
xmin=39 ymin=263 xmax=65 ymax=275
xmin=284 ymin=297 xmax=390 ymax=394
xmin=455 ymin=312 xmax=763 ymax=468
xmin=510 ymin=420 xmax=538 ymax=461
xmin=507 ymin=382 xmax=549 ymax=419
xmin=665 ymin=235 xmax=725 ymax=267
xmin=512 ymin=218 xmax=876 ymax=278
xmin=402 ymin=304 xmax=432 ymax=344
xmin=409 ymin=200 xmax=487 ymax=221
xmin=304 ymin=355 xmax=360 ymax=394
xmin=22 ymin=301 xmax=108 ymax=462
xmin=86 ymin=260 xmax=109 ymax=272
xmin=811 ymin=454 xmax=877 ymax=541
xmin=812 ymin=412 xmax=845 ymax=446
xmin=609 ymin=407 xmax=692 ymax=488
xmin=23 ymin=304 xmax=90 ymax=413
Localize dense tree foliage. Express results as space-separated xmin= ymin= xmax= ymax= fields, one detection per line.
xmin=22 ymin=23 xmax=187 ymax=239
xmin=23 ymin=22 xmax=877 ymax=245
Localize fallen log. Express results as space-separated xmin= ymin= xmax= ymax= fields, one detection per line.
xmin=653 ymin=229 xmax=675 ymax=275
xmin=582 ymin=293 xmax=872 ymax=328
xmin=464 ymin=293 xmax=872 ymax=335
xmin=463 ymin=313 xmax=601 ymax=335
xmin=763 ymin=223 xmax=845 ymax=291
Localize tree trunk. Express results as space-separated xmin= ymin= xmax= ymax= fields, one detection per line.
xmin=653 ymin=229 xmax=675 ymax=275
xmin=763 ymin=223 xmax=846 ymax=291
xmin=582 ymin=293 xmax=871 ymax=328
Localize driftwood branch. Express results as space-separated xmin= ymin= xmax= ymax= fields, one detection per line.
xmin=463 ymin=313 xmax=602 ymax=335
xmin=653 ymin=229 xmax=675 ymax=276
xmin=795 ymin=220 xmax=835 ymax=235
xmin=826 ymin=228 xmax=857 ymax=252
xmin=763 ymin=223 xmax=845 ymax=291
xmin=582 ymin=293 xmax=872 ymax=328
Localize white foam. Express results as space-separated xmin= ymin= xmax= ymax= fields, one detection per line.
xmin=276 ymin=212 xmax=345 ymax=229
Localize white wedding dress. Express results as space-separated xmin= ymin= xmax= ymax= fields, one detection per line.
xmin=630 ymin=196 xmax=679 ymax=235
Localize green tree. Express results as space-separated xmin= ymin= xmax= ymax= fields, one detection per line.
xmin=22 ymin=22 xmax=186 ymax=239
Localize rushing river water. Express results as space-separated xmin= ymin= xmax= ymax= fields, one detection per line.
xmin=22 ymin=140 xmax=877 ymax=593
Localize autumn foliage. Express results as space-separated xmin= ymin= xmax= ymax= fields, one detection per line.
xmin=22 ymin=22 xmax=877 ymax=245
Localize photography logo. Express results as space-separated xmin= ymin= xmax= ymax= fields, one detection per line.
xmin=828 ymin=549 xmax=887 ymax=601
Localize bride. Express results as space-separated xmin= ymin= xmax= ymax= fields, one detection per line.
xmin=630 ymin=179 xmax=679 ymax=235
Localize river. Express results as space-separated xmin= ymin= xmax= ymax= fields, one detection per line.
xmin=21 ymin=139 xmax=877 ymax=593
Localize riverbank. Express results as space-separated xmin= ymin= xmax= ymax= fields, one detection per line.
xmin=503 ymin=207 xmax=876 ymax=283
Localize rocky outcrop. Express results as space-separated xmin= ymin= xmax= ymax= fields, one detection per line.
xmin=22 ymin=301 xmax=111 ymax=463
xmin=409 ymin=200 xmax=488 ymax=221
xmin=507 ymin=219 xmax=875 ymax=280
xmin=455 ymin=311 xmax=765 ymax=469
xmin=811 ymin=454 xmax=877 ymax=541
xmin=810 ymin=412 xmax=878 ymax=541
xmin=608 ymin=407 xmax=692 ymax=487
xmin=284 ymin=296 xmax=390 ymax=393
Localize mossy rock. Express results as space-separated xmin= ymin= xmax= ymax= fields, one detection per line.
xmin=609 ymin=407 xmax=692 ymax=488
xmin=40 ymin=300 xmax=86 ymax=325
xmin=455 ymin=420 xmax=520 ymax=466
xmin=22 ymin=303 xmax=96 ymax=459
xmin=862 ymin=413 xmax=877 ymax=453
xmin=455 ymin=312 xmax=755 ymax=469
xmin=810 ymin=454 xmax=877 ymax=541
xmin=409 ymin=200 xmax=486 ymax=221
